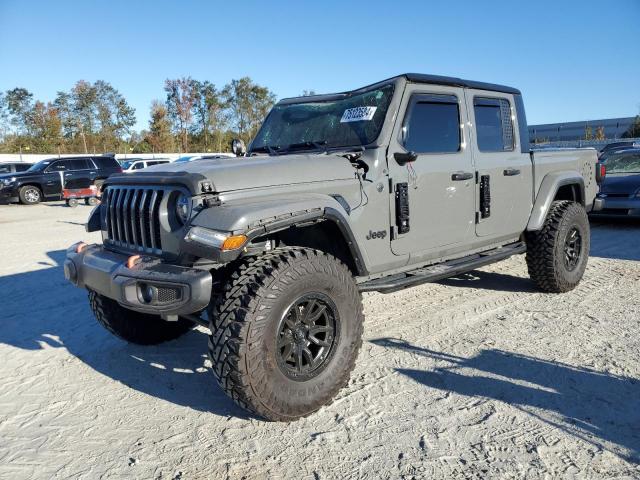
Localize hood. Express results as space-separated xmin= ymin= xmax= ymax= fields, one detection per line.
xmin=106 ymin=153 xmax=357 ymax=193
xmin=601 ymin=173 xmax=640 ymax=195
xmin=0 ymin=170 xmax=38 ymax=180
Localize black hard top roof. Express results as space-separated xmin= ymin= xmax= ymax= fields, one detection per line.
xmin=278 ymin=73 xmax=520 ymax=105
xmin=401 ymin=73 xmax=520 ymax=95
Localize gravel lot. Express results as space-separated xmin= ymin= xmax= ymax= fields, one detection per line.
xmin=1 ymin=202 xmax=639 ymax=479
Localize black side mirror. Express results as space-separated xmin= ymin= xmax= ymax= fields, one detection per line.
xmin=231 ymin=139 xmax=247 ymax=157
xmin=394 ymin=151 xmax=417 ymax=166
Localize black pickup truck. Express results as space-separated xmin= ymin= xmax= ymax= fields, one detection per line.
xmin=0 ymin=155 xmax=121 ymax=205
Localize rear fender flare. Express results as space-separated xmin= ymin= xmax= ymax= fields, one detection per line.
xmin=527 ymin=172 xmax=585 ymax=231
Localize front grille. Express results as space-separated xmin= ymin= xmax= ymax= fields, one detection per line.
xmin=103 ymin=186 xmax=165 ymax=253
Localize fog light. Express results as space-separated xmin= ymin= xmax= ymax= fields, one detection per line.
xmin=138 ymin=283 xmax=157 ymax=304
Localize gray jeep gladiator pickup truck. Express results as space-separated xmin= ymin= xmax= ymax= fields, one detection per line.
xmin=64 ymin=74 xmax=599 ymax=421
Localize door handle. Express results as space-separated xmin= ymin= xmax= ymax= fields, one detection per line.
xmin=451 ymin=172 xmax=474 ymax=181
xmin=503 ymin=168 xmax=521 ymax=176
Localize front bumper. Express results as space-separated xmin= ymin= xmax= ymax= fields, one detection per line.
xmin=590 ymin=196 xmax=640 ymax=217
xmin=0 ymin=185 xmax=18 ymax=204
xmin=64 ymin=244 xmax=212 ymax=316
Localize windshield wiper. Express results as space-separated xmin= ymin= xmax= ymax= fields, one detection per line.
xmin=250 ymin=145 xmax=281 ymax=155
xmin=280 ymin=140 xmax=328 ymax=154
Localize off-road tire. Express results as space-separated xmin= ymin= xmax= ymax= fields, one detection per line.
xmin=208 ymin=247 xmax=364 ymax=421
xmin=88 ymin=290 xmax=193 ymax=345
xmin=18 ymin=185 xmax=42 ymax=205
xmin=526 ymin=200 xmax=590 ymax=293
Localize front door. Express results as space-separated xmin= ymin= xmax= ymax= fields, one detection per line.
xmin=388 ymin=84 xmax=475 ymax=256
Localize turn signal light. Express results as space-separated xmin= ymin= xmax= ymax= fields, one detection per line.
xmin=75 ymin=242 xmax=88 ymax=253
xmin=126 ymin=255 xmax=141 ymax=269
xmin=221 ymin=235 xmax=248 ymax=251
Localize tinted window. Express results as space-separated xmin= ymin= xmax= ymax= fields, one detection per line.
xmin=474 ymin=97 xmax=514 ymax=152
xmin=92 ymin=157 xmax=119 ymax=169
xmin=15 ymin=164 xmax=31 ymax=172
xmin=132 ymin=162 xmax=144 ymax=170
xmin=68 ymin=159 xmax=90 ymax=170
xmin=47 ymin=160 xmax=73 ymax=171
xmin=0 ymin=165 xmax=11 ymax=173
xmin=402 ymin=95 xmax=461 ymax=153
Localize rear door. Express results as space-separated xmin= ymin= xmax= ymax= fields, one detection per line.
xmin=388 ymin=84 xmax=475 ymax=256
xmin=63 ymin=158 xmax=94 ymax=189
xmin=464 ymin=91 xmax=532 ymax=238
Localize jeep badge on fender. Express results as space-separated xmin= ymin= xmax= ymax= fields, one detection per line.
xmin=366 ymin=229 xmax=387 ymax=240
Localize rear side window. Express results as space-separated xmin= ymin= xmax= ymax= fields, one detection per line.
xmin=67 ymin=159 xmax=91 ymax=170
xmin=402 ymin=94 xmax=461 ymax=153
xmin=91 ymin=157 xmax=119 ymax=169
xmin=474 ymin=97 xmax=514 ymax=152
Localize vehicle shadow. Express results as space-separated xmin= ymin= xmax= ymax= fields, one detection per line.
xmin=589 ymin=217 xmax=640 ymax=261
xmin=0 ymin=249 xmax=252 ymax=419
xmin=370 ymin=338 xmax=640 ymax=462
xmin=438 ymin=270 xmax=537 ymax=293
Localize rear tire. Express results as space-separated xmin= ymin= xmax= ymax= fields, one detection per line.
xmin=18 ymin=185 xmax=42 ymax=205
xmin=208 ymin=247 xmax=364 ymax=421
xmin=526 ymin=200 xmax=590 ymax=293
xmin=88 ymin=290 xmax=193 ymax=345
xmin=66 ymin=198 xmax=79 ymax=207
xmin=85 ymin=197 xmax=99 ymax=206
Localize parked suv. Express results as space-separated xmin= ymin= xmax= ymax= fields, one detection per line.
xmin=0 ymin=162 xmax=33 ymax=174
xmin=65 ymin=74 xmax=599 ymax=420
xmin=122 ymin=158 xmax=171 ymax=172
xmin=0 ymin=155 xmax=121 ymax=205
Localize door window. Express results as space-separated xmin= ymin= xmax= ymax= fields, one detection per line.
xmin=473 ymin=97 xmax=514 ymax=152
xmin=402 ymin=95 xmax=461 ymax=153
xmin=46 ymin=160 xmax=73 ymax=172
xmin=132 ymin=162 xmax=144 ymax=170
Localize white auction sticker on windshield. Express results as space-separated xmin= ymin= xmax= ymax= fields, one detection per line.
xmin=340 ymin=106 xmax=377 ymax=123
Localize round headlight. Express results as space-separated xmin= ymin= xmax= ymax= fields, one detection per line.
xmin=175 ymin=194 xmax=191 ymax=224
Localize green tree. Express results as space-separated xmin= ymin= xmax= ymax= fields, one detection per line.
xmin=165 ymin=77 xmax=197 ymax=152
xmin=5 ymin=87 xmax=34 ymax=135
xmin=192 ymin=80 xmax=224 ymax=151
xmin=584 ymin=125 xmax=593 ymax=140
xmin=145 ymin=100 xmax=175 ymax=152
xmin=30 ymin=101 xmax=63 ymax=152
xmin=221 ymin=77 xmax=276 ymax=145
xmin=623 ymin=115 xmax=640 ymax=138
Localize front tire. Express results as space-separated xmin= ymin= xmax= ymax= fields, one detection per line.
xmin=88 ymin=290 xmax=193 ymax=345
xmin=208 ymin=248 xmax=364 ymax=421
xmin=526 ymin=200 xmax=590 ymax=293
xmin=19 ymin=185 xmax=42 ymax=205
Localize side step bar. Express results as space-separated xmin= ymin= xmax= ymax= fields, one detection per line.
xmin=359 ymin=241 xmax=527 ymax=294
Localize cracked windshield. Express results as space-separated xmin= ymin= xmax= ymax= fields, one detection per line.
xmin=251 ymin=84 xmax=394 ymax=153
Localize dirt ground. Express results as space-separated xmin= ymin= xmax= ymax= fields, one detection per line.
xmin=1 ymin=202 xmax=639 ymax=479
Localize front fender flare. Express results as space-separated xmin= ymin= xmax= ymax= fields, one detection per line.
xmin=188 ymin=194 xmax=368 ymax=275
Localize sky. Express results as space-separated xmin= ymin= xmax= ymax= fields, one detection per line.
xmin=1 ymin=0 xmax=638 ymax=132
